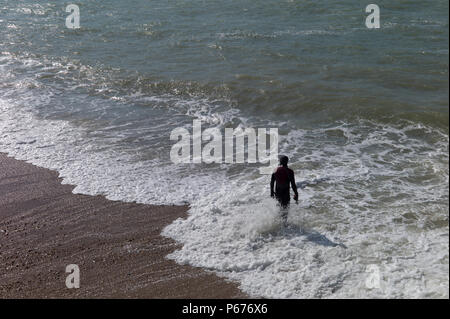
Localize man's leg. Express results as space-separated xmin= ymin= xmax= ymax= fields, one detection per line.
xmin=278 ymin=194 xmax=290 ymax=225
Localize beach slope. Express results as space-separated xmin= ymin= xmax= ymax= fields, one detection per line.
xmin=0 ymin=153 xmax=245 ymax=298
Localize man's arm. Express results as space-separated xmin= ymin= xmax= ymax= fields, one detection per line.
xmin=289 ymin=171 xmax=298 ymax=201
xmin=270 ymin=173 xmax=275 ymax=197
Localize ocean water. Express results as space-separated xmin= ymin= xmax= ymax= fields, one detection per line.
xmin=0 ymin=0 xmax=448 ymax=298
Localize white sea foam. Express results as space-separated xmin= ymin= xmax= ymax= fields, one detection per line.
xmin=162 ymin=128 xmax=449 ymax=298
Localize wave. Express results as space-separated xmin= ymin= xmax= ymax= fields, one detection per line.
xmin=0 ymin=50 xmax=448 ymax=298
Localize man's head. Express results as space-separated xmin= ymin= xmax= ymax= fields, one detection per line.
xmin=279 ymin=155 xmax=289 ymax=167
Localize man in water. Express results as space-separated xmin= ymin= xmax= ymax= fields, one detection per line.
xmin=270 ymin=155 xmax=298 ymax=220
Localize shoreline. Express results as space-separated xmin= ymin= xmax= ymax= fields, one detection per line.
xmin=0 ymin=153 xmax=246 ymax=298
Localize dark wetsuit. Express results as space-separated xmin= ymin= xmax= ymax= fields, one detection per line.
xmin=270 ymin=166 xmax=298 ymax=209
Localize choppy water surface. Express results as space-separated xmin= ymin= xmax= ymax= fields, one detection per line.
xmin=0 ymin=0 xmax=448 ymax=298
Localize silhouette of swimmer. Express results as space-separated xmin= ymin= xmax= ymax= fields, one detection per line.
xmin=270 ymin=156 xmax=298 ymax=220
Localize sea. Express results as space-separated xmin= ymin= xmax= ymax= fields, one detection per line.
xmin=0 ymin=0 xmax=448 ymax=298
